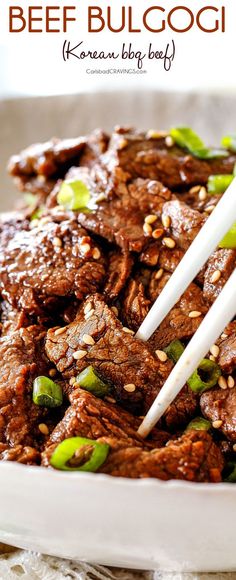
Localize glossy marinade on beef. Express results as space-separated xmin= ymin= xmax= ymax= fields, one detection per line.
xmin=0 ymin=326 xmax=52 ymax=462
xmin=0 ymin=125 xmax=234 ymax=481
xmin=42 ymin=389 xmax=223 ymax=482
xmin=0 ymin=213 xmax=106 ymax=315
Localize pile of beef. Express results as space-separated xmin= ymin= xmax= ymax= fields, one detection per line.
xmin=0 ymin=126 xmax=235 ymax=482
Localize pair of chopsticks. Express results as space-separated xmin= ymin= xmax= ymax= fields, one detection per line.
xmin=136 ymin=178 xmax=236 ymax=438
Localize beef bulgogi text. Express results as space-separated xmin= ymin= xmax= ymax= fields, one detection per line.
xmin=0 ymin=126 xmax=235 ymax=483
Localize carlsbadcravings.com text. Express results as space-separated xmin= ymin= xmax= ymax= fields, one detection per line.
xmin=62 ymin=40 xmax=175 ymax=71
xmin=9 ymin=5 xmax=226 ymax=34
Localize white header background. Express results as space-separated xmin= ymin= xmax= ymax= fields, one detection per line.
xmin=0 ymin=0 xmax=236 ymax=96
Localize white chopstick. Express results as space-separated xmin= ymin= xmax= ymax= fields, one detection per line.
xmin=138 ymin=268 xmax=236 ymax=438
xmin=136 ymin=177 xmax=236 ymax=342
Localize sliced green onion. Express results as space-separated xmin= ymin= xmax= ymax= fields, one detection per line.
xmin=31 ymin=207 xmax=44 ymax=221
xmin=33 ymin=376 xmax=63 ymax=407
xmin=224 ymin=462 xmax=236 ymax=483
xmin=222 ymin=135 xmax=236 ymax=152
xmin=170 ymin=127 xmax=228 ymax=159
xmin=207 ymin=174 xmax=234 ymax=195
xmin=185 ymin=417 xmax=211 ymax=432
xmin=219 ymin=222 xmax=236 ymax=248
xmin=187 ymin=359 xmax=221 ymax=394
xmin=57 ymin=179 xmax=90 ymax=211
xmin=165 ymin=341 xmax=221 ymax=393
xmin=164 ymin=340 xmax=184 ymax=364
xmin=76 ymin=366 xmax=110 ymax=398
xmin=50 ymin=436 xmax=109 ymax=471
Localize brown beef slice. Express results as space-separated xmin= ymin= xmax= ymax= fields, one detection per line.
xmin=8 ymin=130 xmax=110 ymax=198
xmin=8 ymin=136 xmax=87 ymax=197
xmin=203 ymin=249 xmax=236 ymax=303
xmin=0 ymin=326 xmax=53 ymax=449
xmin=0 ymin=214 xmax=106 ymax=315
xmin=45 ymin=294 xmax=163 ymax=413
xmin=102 ymin=128 xmax=235 ymax=190
xmin=99 ymin=431 xmax=224 ymax=481
xmin=163 ymin=385 xmax=198 ymax=431
xmin=161 ymin=199 xmax=205 ymax=251
xmin=122 ymin=278 xmax=150 ymax=331
xmin=46 ymin=294 xmax=197 ymax=427
xmin=42 ymin=390 xmax=222 ymax=482
xmin=148 ymin=279 xmax=208 ymax=349
xmin=42 ymin=388 xmax=169 ymax=467
xmin=104 ymin=249 xmax=133 ymax=301
xmin=65 ymin=165 xmax=172 ymax=252
xmin=201 ymin=387 xmax=236 ymax=443
xmin=217 ymin=322 xmax=236 ymax=374
xmin=0 ymin=443 xmax=40 ymax=465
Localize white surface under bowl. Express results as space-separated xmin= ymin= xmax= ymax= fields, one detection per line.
xmin=0 ymin=462 xmax=235 ymax=571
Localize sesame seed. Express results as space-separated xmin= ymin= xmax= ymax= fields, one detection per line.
xmin=165 ymin=136 xmax=174 ymax=148
xmin=205 ymin=205 xmax=215 ymax=214
xmin=162 ymin=215 xmax=171 ymax=229
xmin=152 ymin=228 xmax=164 ymax=239
xmin=53 ymin=236 xmax=62 ymax=248
xmin=84 ymin=302 xmax=92 ymax=314
xmin=189 ymin=185 xmax=201 ymax=194
xmin=218 ymin=376 xmax=228 ymax=390
xmin=118 ymin=138 xmax=128 ymax=150
xmin=198 ymin=187 xmax=207 ymax=201
xmin=105 ymin=396 xmax=116 ymax=404
xmin=55 ymin=327 xmax=66 ymax=336
xmin=155 ymin=268 xmax=164 ymax=280
xmin=92 ymin=248 xmax=101 ymax=260
xmin=221 ymin=333 xmax=228 ymax=339
xmin=38 ymin=175 xmax=46 ymax=184
xmin=233 ymin=444 xmax=236 ymax=452
xmin=80 ymin=243 xmax=91 ymax=256
xmin=96 ymin=193 xmax=106 ymax=203
xmin=210 ymin=344 xmax=220 ymax=358
xmin=188 ymin=310 xmax=202 ymax=318
xmin=53 ymin=204 xmax=65 ymax=213
xmin=210 ymin=270 xmax=222 ymax=284
xmin=49 ymin=369 xmax=57 ymax=378
xmin=163 ymin=237 xmax=176 ymax=249
xmin=228 ymin=376 xmax=235 ymax=389
xmin=123 ymin=327 xmax=135 ymax=335
xmin=69 ymin=377 xmax=76 ymax=385
xmin=38 ymin=423 xmax=49 ymax=435
xmin=111 ymin=306 xmax=119 ymax=316
xmin=212 ymin=420 xmax=223 ymax=429
xmin=146 ymin=129 xmax=168 ymax=139
xmin=123 ymin=383 xmax=136 ymax=393
xmin=155 ymin=350 xmax=168 ymax=362
xmin=29 ymin=220 xmax=39 ymax=229
xmin=145 ymin=214 xmax=157 ymax=225
xmin=40 ymin=216 xmax=51 ymax=225
xmin=82 ymin=334 xmax=95 ymax=346
xmin=73 ymin=349 xmax=87 ymax=360
xmin=209 ymin=355 xmax=216 ymax=362
xmin=85 ymin=309 xmax=95 ymax=320
xmin=143 ymin=223 xmax=152 ymax=236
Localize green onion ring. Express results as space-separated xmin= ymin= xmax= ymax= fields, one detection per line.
xmin=33 ymin=376 xmax=63 ymax=407
xmin=57 ymin=179 xmax=91 ymax=211
xmin=50 ymin=437 xmax=110 ymax=471
xmin=185 ymin=417 xmax=211 ymax=432
xmin=76 ymin=366 xmax=110 ymax=398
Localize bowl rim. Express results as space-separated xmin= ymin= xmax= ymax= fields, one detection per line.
xmin=0 ymin=460 xmax=235 ymax=493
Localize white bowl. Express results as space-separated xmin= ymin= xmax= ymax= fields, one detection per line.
xmin=0 ymin=461 xmax=235 ymax=571
xmin=0 ymin=94 xmax=236 ymax=572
